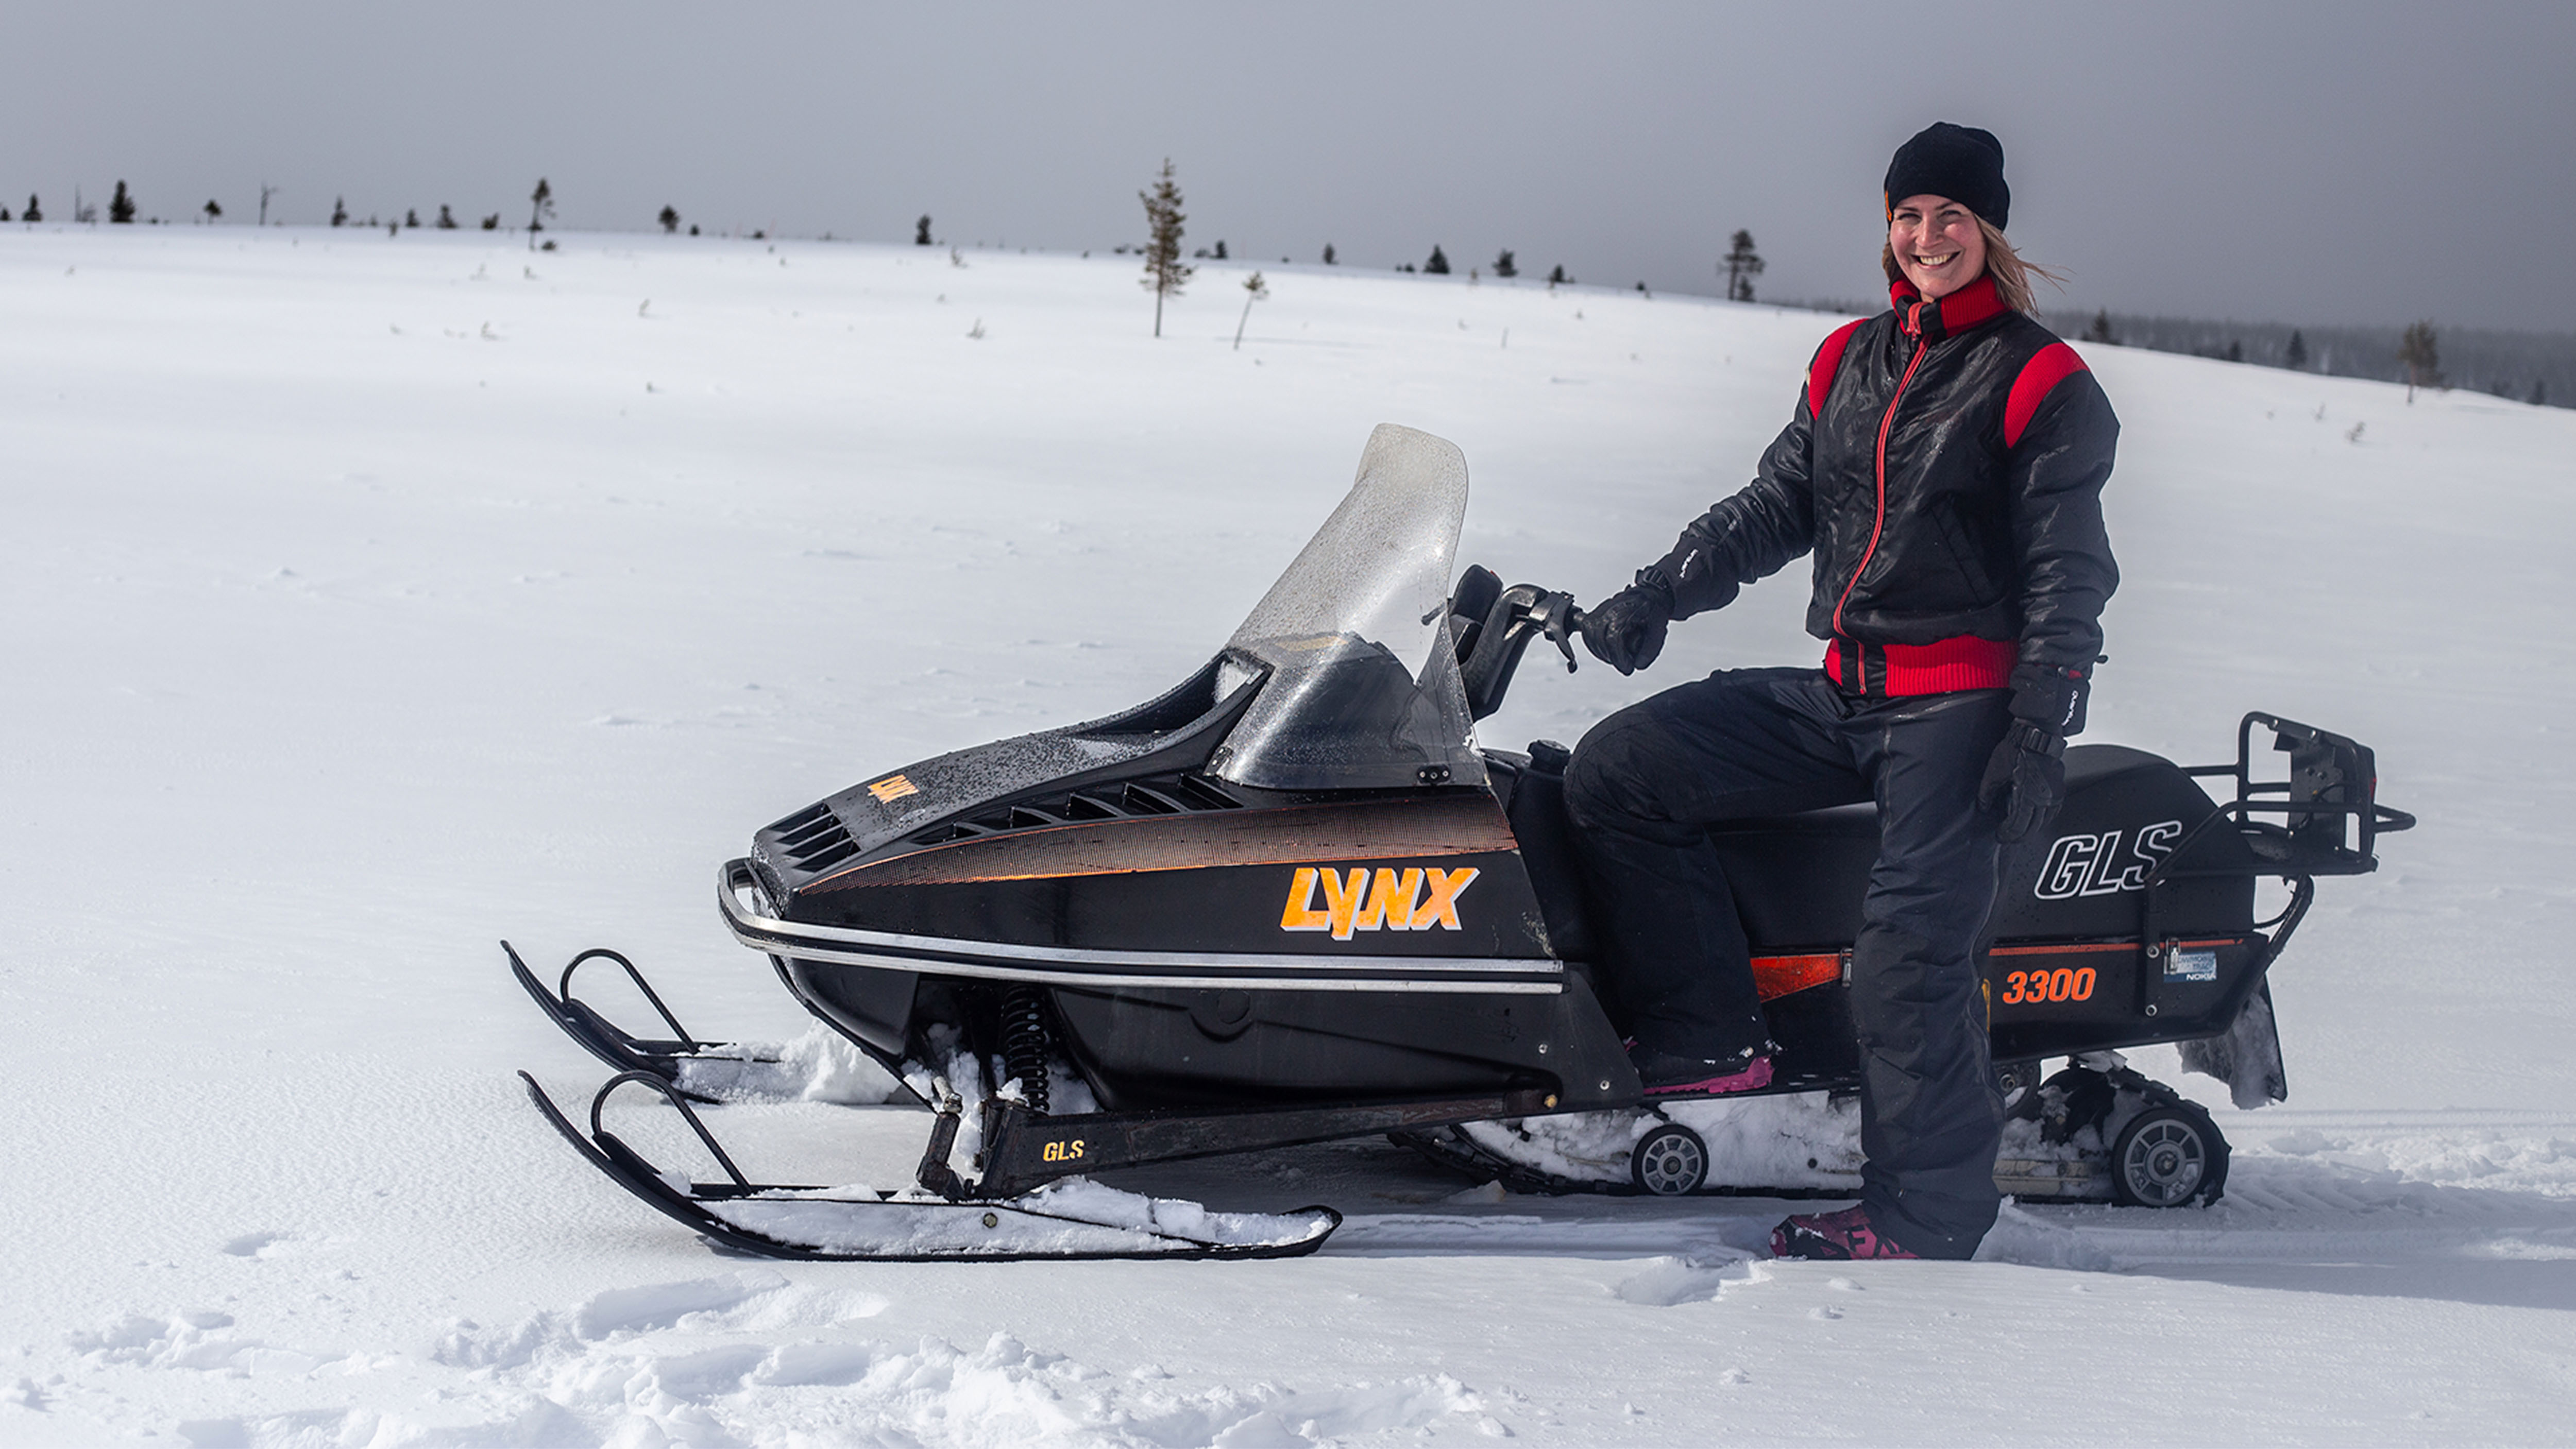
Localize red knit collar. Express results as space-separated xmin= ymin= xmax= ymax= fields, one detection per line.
xmin=1888 ymin=272 xmax=2007 ymax=335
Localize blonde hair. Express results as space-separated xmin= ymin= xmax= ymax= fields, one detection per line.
xmin=1881 ymin=216 xmax=2065 ymax=315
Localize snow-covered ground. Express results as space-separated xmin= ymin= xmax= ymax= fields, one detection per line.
xmin=7 ymin=225 xmax=2575 ymax=1445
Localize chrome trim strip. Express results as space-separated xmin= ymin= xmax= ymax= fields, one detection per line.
xmin=720 ymin=859 xmax=1564 ymax=995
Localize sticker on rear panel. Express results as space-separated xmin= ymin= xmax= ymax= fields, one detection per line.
xmin=867 ymin=774 xmax=919 ymax=803
xmin=2164 ymin=947 xmax=2218 ymax=981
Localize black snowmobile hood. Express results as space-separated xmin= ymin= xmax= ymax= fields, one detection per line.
xmin=777 ymin=653 xmax=1262 ymax=868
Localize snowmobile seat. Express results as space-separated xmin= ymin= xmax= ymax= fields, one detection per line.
xmin=1502 ymin=740 xmax=2259 ymax=963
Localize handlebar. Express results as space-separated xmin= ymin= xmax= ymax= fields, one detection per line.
xmin=1450 ymin=566 xmax=1589 ymax=720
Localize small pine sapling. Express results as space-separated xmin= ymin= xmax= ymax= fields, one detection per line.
xmin=1493 ymin=249 xmax=1516 ymax=279
xmin=25 ymin=194 xmax=42 ymax=223
xmin=405 ymin=209 xmax=420 ymax=229
xmin=1323 ymin=243 xmax=1336 ymax=265
xmin=202 ymin=199 xmax=222 ymax=223
xmin=2284 ymin=330 xmax=2308 ymax=370
xmin=528 ymin=178 xmax=554 ymax=250
xmin=332 ymin=197 xmax=349 ymax=227
xmin=916 ymin=215 xmax=933 ymax=245
xmin=2397 ymin=321 xmax=2443 ymax=402
xmin=1138 ymin=158 xmax=1192 ymax=337
xmin=480 ymin=213 xmax=500 ymax=231
xmin=436 ymin=204 xmax=457 ymax=229
xmin=1722 ymin=230 xmax=1764 ymax=301
xmin=1425 ymin=245 xmax=1449 ymax=275
xmin=1234 ymin=270 xmax=1268 ymax=350
xmin=658 ymin=206 xmax=680 ymax=234
xmin=1547 ymin=264 xmax=1568 ymax=287
xmin=109 ymin=181 xmax=135 ymax=224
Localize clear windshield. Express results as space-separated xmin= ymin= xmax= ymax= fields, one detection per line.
xmin=1210 ymin=424 xmax=1486 ymax=792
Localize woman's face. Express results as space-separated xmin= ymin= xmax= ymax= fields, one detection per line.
xmin=1888 ymin=194 xmax=1987 ymax=300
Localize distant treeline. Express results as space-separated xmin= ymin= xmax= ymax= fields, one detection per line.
xmin=2067 ymin=313 xmax=2567 ymax=409
xmin=1784 ymin=297 xmax=2569 ymax=409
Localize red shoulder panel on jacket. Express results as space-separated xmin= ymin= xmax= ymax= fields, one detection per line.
xmin=2005 ymin=342 xmax=2089 ymax=448
xmin=1806 ymin=320 xmax=1866 ymax=417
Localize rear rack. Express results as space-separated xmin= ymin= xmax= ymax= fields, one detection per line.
xmin=2172 ymin=711 xmax=2416 ymax=878
xmin=2127 ymin=711 xmax=2414 ymax=1031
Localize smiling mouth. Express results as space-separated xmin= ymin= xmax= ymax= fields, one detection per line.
xmin=1913 ymin=251 xmax=1961 ymax=269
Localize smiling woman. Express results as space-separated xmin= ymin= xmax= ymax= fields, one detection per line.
xmin=1563 ymin=117 xmax=2122 ymax=1266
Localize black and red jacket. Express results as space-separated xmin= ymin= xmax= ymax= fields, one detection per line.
xmin=1642 ymin=273 xmax=2119 ymax=696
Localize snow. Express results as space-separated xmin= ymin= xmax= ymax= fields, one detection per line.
xmin=9 ymin=223 xmax=2576 ymax=1444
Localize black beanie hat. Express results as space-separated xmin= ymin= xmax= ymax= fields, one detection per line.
xmin=1884 ymin=122 xmax=2009 ymax=230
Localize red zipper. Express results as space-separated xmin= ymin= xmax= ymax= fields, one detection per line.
xmin=1831 ymin=302 xmax=1929 ymax=644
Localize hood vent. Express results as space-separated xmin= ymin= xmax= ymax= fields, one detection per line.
xmin=913 ymin=773 xmax=1243 ymax=846
xmin=768 ymin=802 xmax=860 ymax=874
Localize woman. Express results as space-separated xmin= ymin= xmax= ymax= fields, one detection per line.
xmin=1564 ymin=122 xmax=2118 ymax=1262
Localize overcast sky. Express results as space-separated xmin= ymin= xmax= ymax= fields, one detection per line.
xmin=7 ymin=1 xmax=2569 ymax=330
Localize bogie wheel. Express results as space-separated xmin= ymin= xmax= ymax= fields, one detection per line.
xmin=1631 ymin=1123 xmax=1709 ymax=1197
xmin=2110 ymin=1105 xmax=2230 ymax=1206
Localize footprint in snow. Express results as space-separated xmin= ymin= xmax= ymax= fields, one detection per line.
xmin=1614 ymin=1255 xmax=1756 ymax=1306
xmin=221 ymin=1232 xmax=287 ymax=1258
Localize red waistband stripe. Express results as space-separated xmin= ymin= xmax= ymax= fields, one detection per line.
xmin=1824 ymin=635 xmax=2016 ymax=695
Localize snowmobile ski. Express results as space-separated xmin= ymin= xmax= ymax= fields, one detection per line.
xmin=519 ymin=1070 xmax=1342 ymax=1263
xmin=506 ymin=941 xmax=785 ymax=1102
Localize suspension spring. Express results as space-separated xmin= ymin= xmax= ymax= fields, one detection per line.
xmin=998 ymin=985 xmax=1051 ymax=1115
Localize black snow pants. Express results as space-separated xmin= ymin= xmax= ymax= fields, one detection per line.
xmin=1563 ymin=667 xmax=2012 ymax=1259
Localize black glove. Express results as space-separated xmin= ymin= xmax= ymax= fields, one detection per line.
xmin=1980 ymin=720 xmax=2067 ymax=844
xmin=1581 ymin=579 xmax=1673 ymax=675
xmin=1980 ymin=661 xmax=2092 ymax=842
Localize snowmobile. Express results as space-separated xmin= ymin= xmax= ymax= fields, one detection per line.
xmin=512 ymin=423 xmax=2412 ymax=1262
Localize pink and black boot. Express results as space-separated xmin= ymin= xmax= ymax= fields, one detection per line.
xmin=1625 ymin=1040 xmax=1774 ymax=1098
xmin=1770 ymin=1204 xmax=1921 ymax=1261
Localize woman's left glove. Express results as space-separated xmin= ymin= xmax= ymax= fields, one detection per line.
xmin=1979 ymin=662 xmax=2091 ymax=843
xmin=1581 ymin=579 xmax=1674 ymax=675
xmin=1979 ymin=721 xmax=2066 ymax=843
